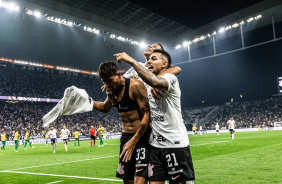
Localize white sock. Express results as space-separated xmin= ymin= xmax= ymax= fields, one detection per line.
xmin=232 ymin=134 xmax=234 ymax=140
xmin=65 ymin=145 xmax=67 ymax=151
xmin=53 ymin=146 xmax=55 ymax=150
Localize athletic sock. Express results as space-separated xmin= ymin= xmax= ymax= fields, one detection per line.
xmin=52 ymin=146 xmax=55 ymax=150
xmin=74 ymin=142 xmax=76 ymax=146
xmin=24 ymin=143 xmax=27 ymax=148
xmin=29 ymin=143 xmax=32 ymax=148
xmin=91 ymin=140 xmax=92 ymax=147
xmin=65 ymin=145 xmax=67 ymax=151
xmin=232 ymin=134 xmax=234 ymax=140
xmin=78 ymin=141 xmax=80 ymax=146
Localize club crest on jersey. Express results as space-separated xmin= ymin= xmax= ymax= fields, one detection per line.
xmin=148 ymin=164 xmax=154 ymax=177
xmin=117 ymin=163 xmax=124 ymax=175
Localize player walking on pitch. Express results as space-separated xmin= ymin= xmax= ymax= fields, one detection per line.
xmin=89 ymin=126 xmax=96 ymax=147
xmin=48 ymin=125 xmax=58 ymax=153
xmin=74 ymin=129 xmax=80 ymax=146
xmin=115 ymin=49 xmax=195 ymax=183
xmin=227 ymin=117 xmax=236 ymax=140
xmin=60 ymin=125 xmax=70 ymax=152
xmin=1 ymin=130 xmax=6 ymax=150
xmin=24 ymin=129 xmax=34 ymax=149
xmin=98 ymin=124 xmax=104 ymax=147
xmin=14 ymin=130 xmax=20 ymax=152
xmin=215 ymin=123 xmax=220 ymax=135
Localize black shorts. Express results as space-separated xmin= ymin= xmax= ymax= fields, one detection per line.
xmin=63 ymin=139 xmax=68 ymax=143
xmin=148 ymin=145 xmax=195 ymax=183
xmin=116 ymin=127 xmax=151 ymax=180
xmin=229 ymin=129 xmax=234 ymax=132
xmin=51 ymin=138 xmax=57 ymax=144
xmin=90 ymin=135 xmax=96 ymax=140
xmin=216 ymin=130 xmax=219 ymax=132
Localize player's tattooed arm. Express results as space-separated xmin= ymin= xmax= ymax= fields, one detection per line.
xmin=120 ymin=80 xmax=150 ymax=162
xmin=114 ymin=52 xmax=168 ymax=90
xmin=157 ymin=65 xmax=181 ymax=76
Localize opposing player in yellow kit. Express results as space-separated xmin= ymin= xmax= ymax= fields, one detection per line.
xmin=24 ymin=129 xmax=34 ymax=149
xmin=73 ymin=130 xmax=80 ymax=146
xmin=1 ymin=130 xmax=6 ymax=150
xmin=98 ymin=125 xmax=104 ymax=147
xmin=14 ymin=130 xmax=20 ymax=152
xmin=192 ymin=125 xmax=197 ymax=136
xmin=45 ymin=131 xmax=49 ymax=145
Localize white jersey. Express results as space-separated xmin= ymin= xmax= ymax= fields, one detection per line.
xmin=148 ymin=73 xmax=189 ymax=148
xmin=227 ymin=120 xmax=235 ymax=129
xmin=61 ymin=129 xmax=70 ymax=139
xmin=200 ymin=126 xmax=202 ymax=131
xmin=123 ymin=62 xmax=147 ymax=82
xmin=215 ymin=125 xmax=219 ymax=130
xmin=48 ymin=129 xmax=57 ymax=139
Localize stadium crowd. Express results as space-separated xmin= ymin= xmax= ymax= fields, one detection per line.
xmin=203 ymin=98 xmax=282 ymax=130
xmin=0 ymin=101 xmax=122 ymax=141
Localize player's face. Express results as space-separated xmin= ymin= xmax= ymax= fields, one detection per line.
xmin=147 ymin=53 xmax=168 ymax=75
xmin=144 ymin=44 xmax=163 ymax=55
xmin=101 ymin=74 xmax=122 ymax=92
xmin=50 ymin=127 xmax=54 ymax=130
xmin=230 ymin=117 xmax=233 ymax=121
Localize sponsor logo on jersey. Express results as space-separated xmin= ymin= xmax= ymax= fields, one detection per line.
xmin=148 ymin=164 xmax=154 ymax=177
xmin=117 ymin=163 xmax=124 ymax=175
xmin=136 ymin=168 xmax=143 ymax=173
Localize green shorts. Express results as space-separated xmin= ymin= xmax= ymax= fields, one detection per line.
xmin=15 ymin=140 xmax=19 ymax=144
xmin=75 ymin=138 xmax=79 ymax=141
xmin=2 ymin=141 xmax=6 ymax=145
xmin=25 ymin=139 xmax=30 ymax=143
xmin=100 ymin=135 xmax=103 ymax=139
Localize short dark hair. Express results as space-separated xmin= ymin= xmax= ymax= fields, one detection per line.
xmin=157 ymin=43 xmax=164 ymax=51
xmin=98 ymin=61 xmax=120 ymax=78
xmin=152 ymin=49 xmax=171 ymax=68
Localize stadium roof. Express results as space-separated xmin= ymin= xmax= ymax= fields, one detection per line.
xmin=22 ymin=0 xmax=193 ymax=42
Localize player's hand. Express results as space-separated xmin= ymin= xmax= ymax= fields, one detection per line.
xmin=151 ymin=88 xmax=165 ymax=101
xmin=114 ymin=52 xmax=135 ymax=64
xmin=101 ymin=84 xmax=106 ymax=92
xmin=120 ymin=139 xmax=136 ymax=162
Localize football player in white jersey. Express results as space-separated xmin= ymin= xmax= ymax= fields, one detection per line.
xmin=60 ymin=125 xmax=70 ymax=152
xmin=47 ymin=125 xmax=58 ymax=153
xmin=115 ymin=49 xmax=195 ymax=184
xmin=199 ymin=126 xmax=203 ymax=135
xmin=226 ymin=117 xmax=236 ymax=140
xmin=215 ymin=123 xmax=220 ymax=135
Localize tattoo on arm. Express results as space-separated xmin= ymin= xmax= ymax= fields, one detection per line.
xmin=135 ymin=84 xmax=150 ymax=115
xmin=131 ymin=61 xmax=168 ymax=89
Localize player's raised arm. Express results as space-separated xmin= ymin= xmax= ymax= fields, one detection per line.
xmin=120 ymin=79 xmax=150 ymax=162
xmin=93 ymin=97 xmax=113 ymax=113
xmin=114 ymin=52 xmax=169 ymax=90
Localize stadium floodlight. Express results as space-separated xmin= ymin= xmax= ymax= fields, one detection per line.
xmin=33 ymin=11 xmax=41 ymax=17
xmin=247 ymin=17 xmax=254 ymax=22
xmin=255 ymin=15 xmax=262 ymax=20
xmin=225 ymin=26 xmax=232 ymax=30
xmin=4 ymin=2 xmax=20 ymax=11
xmin=232 ymin=23 xmax=239 ymax=28
xmin=193 ymin=38 xmax=200 ymax=43
xmin=69 ymin=68 xmax=80 ymax=73
xmin=14 ymin=60 xmax=29 ymax=65
xmin=29 ymin=62 xmax=43 ymax=67
xmin=94 ymin=29 xmax=100 ymax=34
xmin=199 ymin=36 xmax=205 ymax=40
xmin=218 ymin=28 xmax=225 ymax=33
xmin=240 ymin=21 xmax=245 ymax=25
xmin=175 ymin=45 xmax=181 ymax=49
xmin=182 ymin=41 xmax=189 ymax=47
xmin=110 ymin=34 xmax=116 ymax=39
xmin=56 ymin=66 xmax=69 ymax=71
xmin=139 ymin=42 xmax=147 ymax=47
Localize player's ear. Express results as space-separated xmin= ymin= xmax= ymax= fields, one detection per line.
xmin=162 ymin=60 xmax=169 ymax=69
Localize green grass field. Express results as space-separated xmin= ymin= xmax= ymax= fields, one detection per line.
xmin=1 ymin=131 xmax=282 ymax=184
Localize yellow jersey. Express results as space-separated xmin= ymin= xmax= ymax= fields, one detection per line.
xmin=14 ymin=132 xmax=19 ymax=140
xmin=192 ymin=126 xmax=197 ymax=131
xmin=1 ymin=133 xmax=6 ymax=141
xmin=74 ymin=131 xmax=79 ymax=138
xmin=25 ymin=132 xmax=30 ymax=140
xmin=45 ymin=133 xmax=48 ymax=139
xmin=99 ymin=127 xmax=104 ymax=135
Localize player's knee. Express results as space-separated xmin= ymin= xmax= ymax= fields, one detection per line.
xmin=134 ymin=176 xmax=147 ymax=184
xmin=123 ymin=180 xmax=134 ymax=184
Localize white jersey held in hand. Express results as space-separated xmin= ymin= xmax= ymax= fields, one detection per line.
xmin=48 ymin=129 xmax=57 ymax=139
xmin=148 ymin=73 xmax=189 ymax=148
xmin=61 ymin=129 xmax=70 ymax=139
xmin=42 ymin=86 xmax=93 ymax=127
xmin=227 ymin=120 xmax=235 ymax=129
